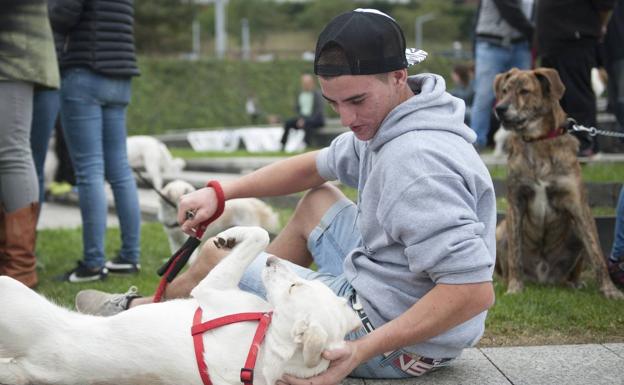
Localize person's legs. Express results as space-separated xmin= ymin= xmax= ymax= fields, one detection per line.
xmin=541 ymin=47 xmax=597 ymax=154
xmin=280 ymin=117 xmax=299 ymax=148
xmin=30 ymin=89 xmax=60 ymax=205
xmin=101 ymin=78 xmax=141 ymax=271
xmin=609 ymin=186 xmax=624 ymax=287
xmin=0 ymin=81 xmax=39 ymax=288
xmin=611 ymin=59 xmax=624 ymax=131
xmin=509 ymin=41 xmax=531 ymax=70
xmin=470 ymin=41 xmax=511 ymax=148
xmin=60 ymin=69 xmax=108 ymax=274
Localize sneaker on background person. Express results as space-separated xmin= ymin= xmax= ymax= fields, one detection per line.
xmin=75 ymin=286 xmax=141 ymax=316
xmin=608 ymin=259 xmax=624 ymax=288
xmin=105 ymin=254 xmax=141 ymax=274
xmin=56 ymin=261 xmax=108 ymax=283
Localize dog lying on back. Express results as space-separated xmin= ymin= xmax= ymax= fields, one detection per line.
xmin=158 ymin=180 xmax=281 ymax=257
xmin=127 ymin=136 xmax=186 ymax=190
xmin=493 ymin=67 xmax=623 ymax=299
xmin=0 ymin=226 xmax=362 ymax=385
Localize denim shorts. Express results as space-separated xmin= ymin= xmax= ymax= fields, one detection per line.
xmin=238 ymin=198 xmax=453 ymax=378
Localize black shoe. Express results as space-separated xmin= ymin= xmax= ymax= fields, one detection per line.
xmin=57 ymin=261 xmax=108 ymax=283
xmin=105 ymin=256 xmax=141 ymax=274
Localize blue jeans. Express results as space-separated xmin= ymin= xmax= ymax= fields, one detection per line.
xmin=470 ymin=40 xmax=532 ymax=147
xmin=60 ymin=68 xmax=140 ymax=269
xmin=30 ymin=89 xmax=60 ymax=204
xmin=611 ymin=186 xmax=624 ymax=261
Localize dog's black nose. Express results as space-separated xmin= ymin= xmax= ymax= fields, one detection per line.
xmin=495 ymin=104 xmax=508 ymax=118
xmin=266 ymin=256 xmax=278 ymax=267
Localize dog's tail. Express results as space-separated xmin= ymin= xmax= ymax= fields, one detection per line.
xmin=0 ymin=277 xmax=65 ymax=357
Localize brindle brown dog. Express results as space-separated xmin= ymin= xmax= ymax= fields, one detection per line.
xmin=494 ymin=67 xmax=623 ymax=299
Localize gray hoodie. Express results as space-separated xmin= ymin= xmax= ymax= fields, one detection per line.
xmin=316 ymin=74 xmax=496 ymax=359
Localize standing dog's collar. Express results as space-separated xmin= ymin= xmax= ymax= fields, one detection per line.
xmin=522 ymin=126 xmax=566 ymax=142
xmin=191 ymin=308 xmax=273 ymax=385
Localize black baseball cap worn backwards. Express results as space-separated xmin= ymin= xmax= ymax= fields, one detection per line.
xmin=314 ymin=8 xmax=428 ymax=76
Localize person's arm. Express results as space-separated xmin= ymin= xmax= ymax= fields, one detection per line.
xmin=492 ymin=0 xmax=534 ymax=41
xmin=282 ymin=282 xmax=494 ymax=385
xmin=178 ymin=151 xmax=325 ymax=234
xmin=48 ymin=0 xmax=84 ymax=35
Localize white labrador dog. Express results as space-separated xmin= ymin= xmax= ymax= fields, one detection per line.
xmin=158 ymin=180 xmax=280 ymax=256
xmin=127 ymin=136 xmax=186 ymax=190
xmin=0 ymin=226 xmax=361 ymax=385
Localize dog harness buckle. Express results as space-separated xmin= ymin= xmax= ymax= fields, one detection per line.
xmin=240 ymin=368 xmax=254 ymax=384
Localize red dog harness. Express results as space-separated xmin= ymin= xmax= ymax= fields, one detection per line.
xmin=192 ymin=308 xmax=273 ymax=385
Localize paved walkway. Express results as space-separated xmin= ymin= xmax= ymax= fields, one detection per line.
xmin=37 ymin=159 xmax=624 ymax=385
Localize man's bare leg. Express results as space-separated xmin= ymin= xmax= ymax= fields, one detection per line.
xmin=129 ymin=183 xmax=345 ymax=308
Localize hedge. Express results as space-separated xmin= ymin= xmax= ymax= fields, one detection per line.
xmin=127 ymin=55 xmax=459 ymax=135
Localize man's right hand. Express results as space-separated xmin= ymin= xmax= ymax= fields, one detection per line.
xmin=177 ymin=186 xmax=220 ymax=237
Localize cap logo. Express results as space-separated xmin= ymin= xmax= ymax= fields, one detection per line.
xmin=406 ymin=49 xmax=428 ymax=66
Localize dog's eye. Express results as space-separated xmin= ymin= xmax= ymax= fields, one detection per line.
xmin=519 ymin=89 xmax=530 ymax=95
xmin=288 ymin=283 xmax=297 ymax=294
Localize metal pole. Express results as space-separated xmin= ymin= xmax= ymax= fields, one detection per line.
xmin=192 ymin=19 xmax=200 ymax=59
xmin=415 ymin=13 xmax=435 ymax=49
xmin=241 ymin=18 xmax=250 ymax=61
xmin=215 ymin=0 xmax=228 ymax=59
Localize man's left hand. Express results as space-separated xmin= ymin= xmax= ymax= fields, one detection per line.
xmin=279 ymin=342 xmax=361 ymax=385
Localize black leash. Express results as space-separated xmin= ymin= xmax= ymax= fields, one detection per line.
xmin=131 ymin=167 xmax=177 ymax=209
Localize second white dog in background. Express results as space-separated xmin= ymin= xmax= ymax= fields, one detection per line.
xmin=127 ymin=135 xmax=186 ymax=190
xmin=158 ymin=180 xmax=281 ymax=255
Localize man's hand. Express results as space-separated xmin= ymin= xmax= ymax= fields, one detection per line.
xmin=296 ymin=118 xmax=305 ymax=129
xmin=279 ymin=342 xmax=361 ymax=385
xmin=177 ymin=186 xmax=219 ymax=236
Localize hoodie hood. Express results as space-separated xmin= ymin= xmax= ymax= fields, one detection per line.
xmin=369 ymin=73 xmax=476 ymax=152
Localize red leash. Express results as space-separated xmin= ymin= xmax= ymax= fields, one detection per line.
xmin=192 ymin=308 xmax=273 ymax=385
xmin=153 ymin=180 xmax=226 ymax=303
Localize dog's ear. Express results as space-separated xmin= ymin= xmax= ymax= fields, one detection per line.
xmin=533 ymin=68 xmax=566 ymax=100
xmin=291 ymin=317 xmax=329 ymax=368
xmin=493 ymin=68 xmax=518 ymax=99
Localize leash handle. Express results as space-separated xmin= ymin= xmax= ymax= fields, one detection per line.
xmin=194 ymin=180 xmax=226 ymax=240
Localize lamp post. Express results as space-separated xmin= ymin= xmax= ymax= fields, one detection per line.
xmin=415 ymin=13 xmax=435 ymax=50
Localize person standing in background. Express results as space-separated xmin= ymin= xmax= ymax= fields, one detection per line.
xmin=51 ymin=0 xmax=142 ymax=282
xmin=0 ymin=0 xmax=60 ymax=288
xmin=605 ymin=0 xmax=624 ymax=132
xmin=470 ymin=0 xmax=534 ymax=151
xmin=536 ymin=0 xmax=615 ymax=157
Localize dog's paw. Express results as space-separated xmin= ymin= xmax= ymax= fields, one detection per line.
xmin=213 ymin=236 xmax=236 ymax=249
xmin=600 ymin=283 xmax=624 ymax=300
xmin=214 ymin=226 xmax=270 ymax=249
xmin=505 ymin=279 xmax=524 ymax=295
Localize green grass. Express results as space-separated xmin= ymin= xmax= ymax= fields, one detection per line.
xmin=482 ymin=278 xmax=624 ymax=346
xmin=35 ymin=223 xmax=172 ymax=309
xmin=489 ymin=162 xmax=624 ymax=183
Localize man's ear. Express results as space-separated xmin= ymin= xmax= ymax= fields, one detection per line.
xmin=291 ymin=317 xmax=329 ymax=368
